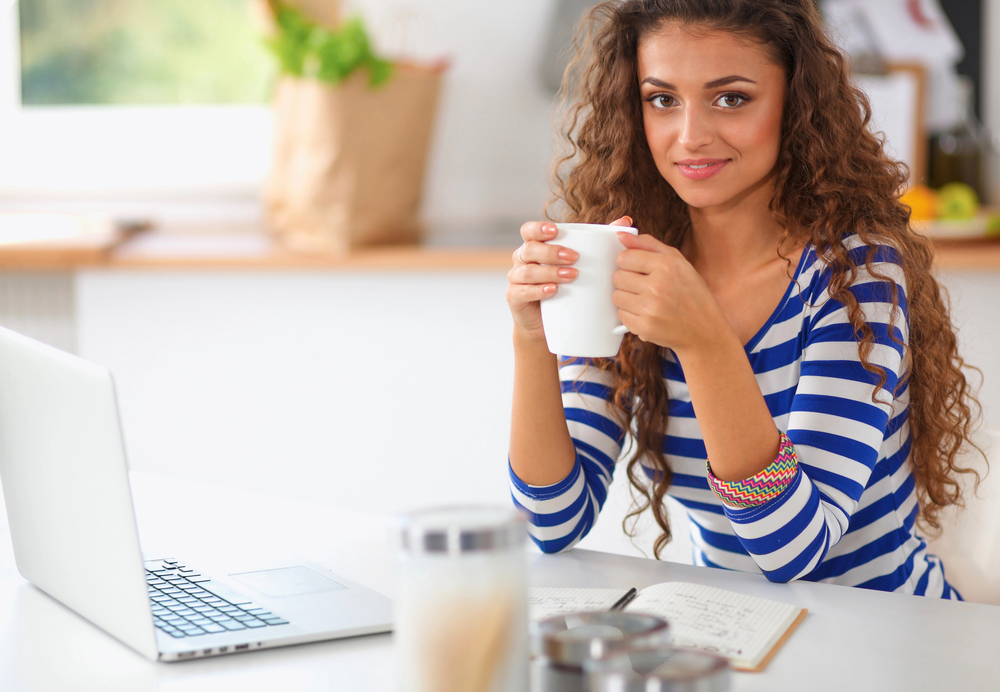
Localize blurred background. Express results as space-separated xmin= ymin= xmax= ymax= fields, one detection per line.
xmin=0 ymin=0 xmax=559 ymax=235
xmin=1 ymin=0 xmax=998 ymax=234
xmin=0 ymin=0 xmax=998 ymax=561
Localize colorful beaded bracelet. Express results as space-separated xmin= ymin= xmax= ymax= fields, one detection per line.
xmin=706 ymin=431 xmax=798 ymax=509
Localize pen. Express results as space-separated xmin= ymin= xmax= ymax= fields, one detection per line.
xmin=610 ymin=587 xmax=638 ymax=611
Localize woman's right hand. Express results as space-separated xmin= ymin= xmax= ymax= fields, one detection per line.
xmin=506 ymin=217 xmax=633 ymax=343
xmin=506 ymin=221 xmax=579 ymax=343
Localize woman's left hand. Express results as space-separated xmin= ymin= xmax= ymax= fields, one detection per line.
xmin=613 ymin=232 xmax=726 ymax=353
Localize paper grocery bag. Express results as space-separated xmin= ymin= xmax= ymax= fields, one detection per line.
xmin=258 ymin=0 xmax=341 ymax=32
xmin=264 ymin=63 xmax=445 ymax=255
xmin=284 ymin=0 xmax=340 ymax=28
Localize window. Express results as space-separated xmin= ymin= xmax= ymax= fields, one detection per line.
xmin=18 ymin=0 xmax=274 ymax=105
xmin=0 ymin=0 xmax=276 ymax=198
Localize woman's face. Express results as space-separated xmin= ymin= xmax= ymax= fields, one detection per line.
xmin=637 ymin=24 xmax=786 ymax=212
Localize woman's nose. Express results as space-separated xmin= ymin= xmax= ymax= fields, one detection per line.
xmin=678 ymin=107 xmax=714 ymax=150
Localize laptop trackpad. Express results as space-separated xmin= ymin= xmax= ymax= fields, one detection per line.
xmin=230 ymin=567 xmax=348 ymax=598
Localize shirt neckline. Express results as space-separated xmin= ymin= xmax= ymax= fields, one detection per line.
xmin=742 ymin=245 xmax=813 ymax=354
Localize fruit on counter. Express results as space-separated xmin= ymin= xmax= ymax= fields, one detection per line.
xmin=900 ymin=185 xmax=939 ymax=221
xmin=987 ymin=214 xmax=1000 ymax=237
xmin=937 ymin=182 xmax=980 ymax=221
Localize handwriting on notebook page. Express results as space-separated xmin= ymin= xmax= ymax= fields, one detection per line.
xmin=528 ymin=587 xmax=623 ymax=622
xmin=629 ymin=582 xmax=799 ymax=660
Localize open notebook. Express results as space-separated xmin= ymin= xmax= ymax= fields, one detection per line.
xmin=530 ymin=582 xmax=807 ymax=672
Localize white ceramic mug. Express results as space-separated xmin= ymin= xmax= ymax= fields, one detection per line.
xmin=540 ymin=223 xmax=637 ymax=358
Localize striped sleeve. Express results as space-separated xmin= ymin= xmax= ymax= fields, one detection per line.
xmin=722 ymin=248 xmax=909 ymax=583
xmin=508 ymin=357 xmax=626 ymax=553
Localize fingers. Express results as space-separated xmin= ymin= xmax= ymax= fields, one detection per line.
xmin=513 ymin=240 xmax=578 ymax=267
xmin=612 ymin=288 xmax=645 ymax=315
xmin=507 ymin=262 xmax=577 ymax=287
xmin=617 ymin=237 xmax=680 ymax=274
xmin=509 ymin=220 xmax=578 ymax=311
xmin=514 ymin=216 xmax=636 ymax=268
xmin=616 ymin=249 xmax=658 ymax=274
xmin=506 ymin=281 xmax=557 ymax=306
xmin=515 ymin=221 xmax=577 ymax=267
xmin=613 ymin=297 xmax=646 ymax=342
xmin=521 ymin=216 xmax=633 ymax=240
xmin=612 ymin=268 xmax=646 ymax=294
xmin=519 ymin=220 xmax=556 ymax=243
xmin=617 ymin=231 xmax=668 ymax=252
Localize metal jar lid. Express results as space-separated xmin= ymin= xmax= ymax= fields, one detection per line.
xmin=584 ymin=646 xmax=730 ymax=692
xmin=391 ymin=506 xmax=527 ymax=556
xmin=535 ymin=611 xmax=670 ymax=667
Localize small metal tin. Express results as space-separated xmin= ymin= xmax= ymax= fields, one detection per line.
xmin=584 ymin=646 xmax=730 ymax=692
xmin=533 ymin=611 xmax=671 ymax=692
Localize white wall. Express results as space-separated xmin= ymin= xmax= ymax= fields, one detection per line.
xmin=349 ymin=0 xmax=561 ymax=227
xmin=75 ymin=270 xmax=516 ymax=517
xmin=938 ymin=270 xmax=1000 ymax=430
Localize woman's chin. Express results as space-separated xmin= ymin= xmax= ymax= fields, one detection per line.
xmin=670 ymin=188 xmax=732 ymax=211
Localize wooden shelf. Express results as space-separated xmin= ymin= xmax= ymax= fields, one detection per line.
xmin=0 ymin=213 xmax=134 ymax=269
xmin=0 ymin=227 xmax=997 ymax=272
xmin=0 ymin=230 xmax=518 ymax=272
xmin=929 ymin=238 xmax=1000 ymax=270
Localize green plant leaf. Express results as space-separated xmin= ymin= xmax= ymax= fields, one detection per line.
xmin=264 ymin=5 xmax=394 ymax=87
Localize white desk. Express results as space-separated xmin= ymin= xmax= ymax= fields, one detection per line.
xmin=1 ymin=473 xmax=998 ymax=691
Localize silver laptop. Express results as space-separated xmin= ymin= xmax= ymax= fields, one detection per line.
xmin=0 ymin=326 xmax=393 ymax=661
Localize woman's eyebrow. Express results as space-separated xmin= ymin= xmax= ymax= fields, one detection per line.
xmin=640 ymin=75 xmax=758 ymax=89
xmin=704 ymin=75 xmax=756 ymax=89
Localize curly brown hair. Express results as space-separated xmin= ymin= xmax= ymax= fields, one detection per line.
xmin=548 ymin=0 xmax=983 ymax=558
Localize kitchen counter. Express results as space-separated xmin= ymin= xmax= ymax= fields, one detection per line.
xmin=0 ymin=227 xmax=997 ymax=272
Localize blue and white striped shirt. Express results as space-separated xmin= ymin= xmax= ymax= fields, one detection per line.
xmin=510 ymin=236 xmax=959 ymax=598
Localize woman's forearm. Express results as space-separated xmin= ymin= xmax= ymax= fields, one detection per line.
xmin=508 ymin=329 xmax=577 ymax=487
xmin=675 ymin=329 xmax=780 ymax=482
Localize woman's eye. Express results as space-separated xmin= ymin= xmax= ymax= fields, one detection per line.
xmin=717 ymin=93 xmax=747 ymax=108
xmin=649 ymin=95 xmax=675 ymax=109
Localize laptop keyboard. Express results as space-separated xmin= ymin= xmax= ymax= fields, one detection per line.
xmin=145 ymin=559 xmax=289 ymax=638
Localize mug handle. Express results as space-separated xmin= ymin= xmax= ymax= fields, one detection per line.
xmin=612 ymin=325 xmax=630 ymax=335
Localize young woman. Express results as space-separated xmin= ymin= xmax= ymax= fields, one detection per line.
xmin=506 ymin=0 xmax=981 ymax=598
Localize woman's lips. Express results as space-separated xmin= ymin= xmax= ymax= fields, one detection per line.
xmin=676 ymin=159 xmax=730 ymax=181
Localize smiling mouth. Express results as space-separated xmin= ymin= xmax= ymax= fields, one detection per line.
xmin=676 ymin=160 xmax=730 ymax=180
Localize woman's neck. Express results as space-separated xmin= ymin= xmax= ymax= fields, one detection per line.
xmin=682 ymin=179 xmax=796 ymax=281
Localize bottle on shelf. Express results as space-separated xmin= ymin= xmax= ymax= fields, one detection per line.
xmin=929 ymin=76 xmax=985 ymax=198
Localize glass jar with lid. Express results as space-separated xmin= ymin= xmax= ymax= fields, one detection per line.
xmin=391 ymin=506 xmax=529 ymax=692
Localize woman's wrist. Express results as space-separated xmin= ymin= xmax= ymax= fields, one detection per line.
xmin=510 ymin=325 xmax=576 ymax=487
xmin=707 ymin=431 xmax=798 ymax=507
xmin=512 ymin=325 xmax=551 ymax=351
xmin=671 ymin=310 xmax=742 ymax=368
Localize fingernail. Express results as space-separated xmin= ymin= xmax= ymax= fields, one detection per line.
xmin=558 ymin=249 xmax=577 ymax=261
xmin=542 ymin=284 xmax=556 ymax=295
xmin=542 ymin=225 xmax=556 ymax=235
xmin=623 ymin=216 xmax=633 ymax=225
xmin=557 ymin=267 xmax=576 ymax=278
